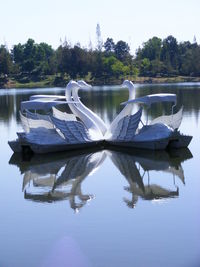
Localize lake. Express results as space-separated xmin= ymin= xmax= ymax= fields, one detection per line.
xmin=0 ymin=83 xmax=200 ymax=267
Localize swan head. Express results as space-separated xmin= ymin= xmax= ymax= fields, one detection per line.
xmin=121 ymin=80 xmax=135 ymax=100
xmin=66 ymin=80 xmax=80 ymax=90
xmin=65 ymin=80 xmax=81 ymax=100
xmin=121 ymin=80 xmax=134 ymax=89
xmin=77 ymin=80 xmax=92 ymax=89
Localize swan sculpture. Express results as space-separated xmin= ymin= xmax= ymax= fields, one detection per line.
xmin=9 ymin=81 xmax=105 ymax=153
xmin=105 ymin=80 xmax=136 ymax=139
xmin=76 ymin=80 xmax=107 ymax=135
xmin=8 ymin=79 xmax=192 ymax=154
xmin=121 ymin=91 xmax=192 ymax=149
xmin=107 ymin=81 xmax=173 ymax=149
xmin=63 ymin=80 xmax=104 ymax=140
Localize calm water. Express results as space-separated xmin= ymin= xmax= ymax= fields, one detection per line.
xmin=0 ymin=83 xmax=200 ymax=267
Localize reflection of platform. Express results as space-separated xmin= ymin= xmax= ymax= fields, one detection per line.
xmin=9 ymin=147 xmax=193 ymax=211
xmin=107 ymin=148 xmax=193 ymax=208
xmin=9 ymin=148 xmax=106 ymax=212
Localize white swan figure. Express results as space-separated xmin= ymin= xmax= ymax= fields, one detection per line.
xmin=106 ymin=80 xmax=137 ymax=139
xmin=76 ymin=80 xmax=107 ymax=135
xmin=65 ymin=81 xmax=103 ymax=140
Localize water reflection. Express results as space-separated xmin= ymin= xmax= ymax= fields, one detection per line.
xmin=10 ymin=147 xmax=192 ymax=211
xmin=107 ymin=148 xmax=193 ymax=208
xmin=1 ymin=84 xmax=200 ymax=126
xmin=9 ymin=149 xmax=106 ymax=212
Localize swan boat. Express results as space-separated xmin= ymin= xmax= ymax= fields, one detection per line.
xmin=8 ymin=81 xmax=105 ymax=154
xmin=8 ymin=80 xmax=192 ymax=154
xmin=107 ymin=81 xmax=192 ymax=150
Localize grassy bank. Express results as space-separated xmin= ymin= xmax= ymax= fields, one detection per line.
xmin=1 ymin=75 xmax=200 ymax=89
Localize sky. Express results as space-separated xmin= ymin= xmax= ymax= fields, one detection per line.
xmin=0 ymin=0 xmax=200 ymax=54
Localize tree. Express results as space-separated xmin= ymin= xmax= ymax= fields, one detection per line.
xmin=56 ymin=42 xmax=71 ymax=75
xmin=161 ymin=35 xmax=178 ymax=72
xmin=139 ymin=58 xmax=151 ymax=76
xmin=114 ymin=40 xmax=130 ymax=62
xmin=104 ymin=38 xmax=115 ymax=54
xmin=136 ymin=37 xmax=162 ymax=61
xmin=0 ymin=45 xmax=13 ymax=75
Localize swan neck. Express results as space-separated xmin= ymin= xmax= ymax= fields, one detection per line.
xmin=73 ymin=87 xmax=80 ymax=101
xmin=128 ymin=87 xmax=135 ymax=100
xmin=65 ymin=88 xmax=71 ymax=101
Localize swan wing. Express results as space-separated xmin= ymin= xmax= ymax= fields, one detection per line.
xmin=20 ymin=112 xmax=54 ymax=133
xmin=52 ymin=107 xmax=77 ymax=121
xmin=51 ymin=116 xmax=92 ymax=143
xmin=111 ymin=108 xmax=142 ymax=141
xmin=26 ymin=110 xmax=51 ymax=122
xmin=150 ymin=106 xmax=183 ymax=130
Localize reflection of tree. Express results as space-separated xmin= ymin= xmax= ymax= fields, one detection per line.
xmin=10 ymin=149 xmax=106 ymax=212
xmin=1 ymin=85 xmax=200 ymax=127
xmin=107 ymin=148 xmax=192 ymax=209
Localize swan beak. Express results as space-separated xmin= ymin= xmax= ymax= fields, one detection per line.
xmin=77 ymin=80 xmax=92 ymax=89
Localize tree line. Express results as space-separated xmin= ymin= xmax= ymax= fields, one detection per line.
xmin=0 ymin=35 xmax=200 ymax=86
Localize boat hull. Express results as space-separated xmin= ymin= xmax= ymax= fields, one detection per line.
xmin=8 ymin=139 xmax=104 ymax=154
xmin=107 ymin=137 xmax=169 ymax=150
xmin=8 ymin=133 xmax=192 ymax=154
xmin=168 ymin=133 xmax=193 ymax=148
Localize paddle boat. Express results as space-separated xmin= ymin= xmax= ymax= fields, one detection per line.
xmin=8 ymin=81 xmax=105 ymax=154
xmin=8 ymin=80 xmax=192 ymax=154
xmin=106 ymin=81 xmax=192 ymax=150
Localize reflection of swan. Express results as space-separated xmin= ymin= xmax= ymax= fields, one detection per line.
xmin=107 ymin=148 xmax=192 ymax=208
xmin=10 ymin=149 xmax=106 ymax=212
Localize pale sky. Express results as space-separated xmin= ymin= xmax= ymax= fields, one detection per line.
xmin=1 ymin=0 xmax=200 ymax=54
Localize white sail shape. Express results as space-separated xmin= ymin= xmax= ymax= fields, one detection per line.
xmin=150 ymin=107 xmax=183 ymax=130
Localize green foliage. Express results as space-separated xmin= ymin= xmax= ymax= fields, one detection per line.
xmin=136 ymin=35 xmax=200 ymax=77
xmin=1 ymin=34 xmax=200 ymax=88
xmin=104 ymin=38 xmax=115 ymax=54
xmin=114 ymin=40 xmax=131 ymax=62
xmin=12 ymin=39 xmax=55 ymax=76
xmin=0 ymin=45 xmax=13 ymax=75
xmin=137 ymin=37 xmax=162 ymax=61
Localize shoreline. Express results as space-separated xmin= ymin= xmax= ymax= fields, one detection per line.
xmin=1 ymin=76 xmax=200 ymax=89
